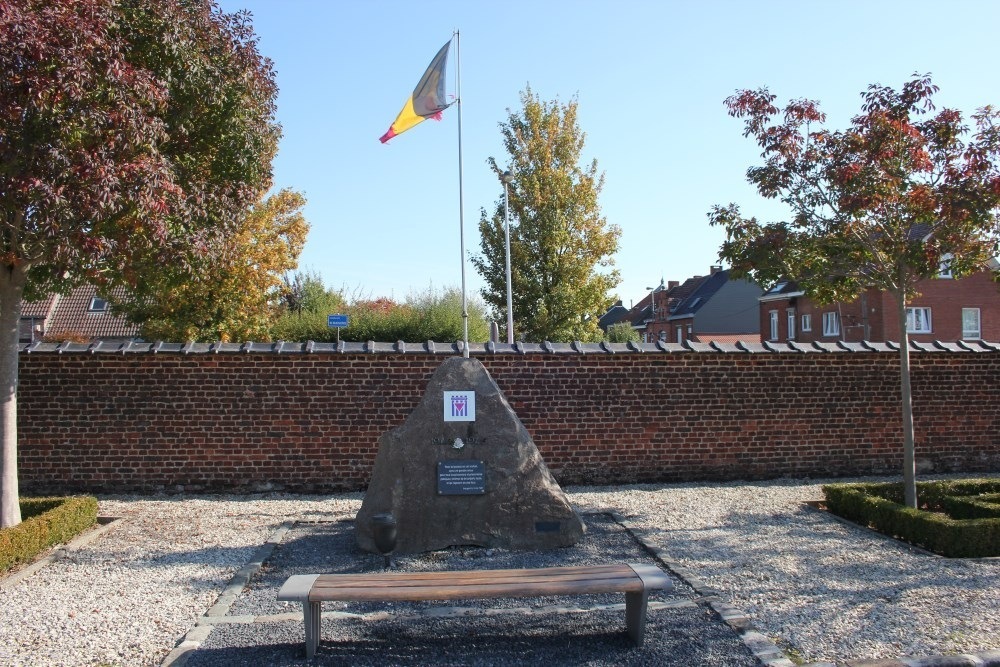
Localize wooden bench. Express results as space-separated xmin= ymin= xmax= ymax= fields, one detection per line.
xmin=278 ymin=563 xmax=672 ymax=658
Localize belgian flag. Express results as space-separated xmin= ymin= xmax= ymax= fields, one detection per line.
xmin=379 ymin=40 xmax=453 ymax=144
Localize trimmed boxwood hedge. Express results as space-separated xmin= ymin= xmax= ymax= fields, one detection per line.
xmin=822 ymin=479 xmax=1000 ymax=558
xmin=0 ymin=496 xmax=98 ymax=574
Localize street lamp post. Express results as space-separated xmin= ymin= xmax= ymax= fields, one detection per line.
xmin=501 ymin=170 xmax=515 ymax=344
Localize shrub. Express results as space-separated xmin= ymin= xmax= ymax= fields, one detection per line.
xmin=604 ymin=322 xmax=640 ymax=343
xmin=822 ymin=480 xmax=1000 ymax=558
xmin=0 ymin=496 xmax=99 ymax=574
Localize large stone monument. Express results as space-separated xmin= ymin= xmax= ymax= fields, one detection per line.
xmin=356 ymin=356 xmax=585 ymax=554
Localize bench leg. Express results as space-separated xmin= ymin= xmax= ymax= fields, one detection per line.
xmin=303 ymin=601 xmax=321 ymax=658
xmin=624 ymin=590 xmax=650 ymax=646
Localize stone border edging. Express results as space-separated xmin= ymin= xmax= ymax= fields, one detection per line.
xmin=608 ymin=508 xmax=1000 ymax=667
xmin=0 ymin=516 xmax=121 ymax=591
xmin=605 ymin=510 xmax=796 ymax=667
xmin=159 ymin=521 xmax=293 ymax=667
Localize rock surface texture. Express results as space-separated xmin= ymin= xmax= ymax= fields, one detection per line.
xmin=356 ymin=356 xmax=585 ymax=553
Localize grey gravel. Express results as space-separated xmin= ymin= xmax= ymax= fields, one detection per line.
xmin=0 ymin=477 xmax=997 ymax=666
xmin=190 ymin=513 xmax=754 ymax=666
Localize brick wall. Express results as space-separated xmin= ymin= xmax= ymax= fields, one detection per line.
xmin=15 ymin=340 xmax=1000 ymax=494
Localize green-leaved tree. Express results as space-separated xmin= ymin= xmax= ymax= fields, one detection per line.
xmin=709 ymin=74 xmax=1000 ymax=508
xmin=472 ymin=88 xmax=621 ymax=343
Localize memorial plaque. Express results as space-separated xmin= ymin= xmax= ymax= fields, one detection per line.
xmin=437 ymin=460 xmax=486 ymax=495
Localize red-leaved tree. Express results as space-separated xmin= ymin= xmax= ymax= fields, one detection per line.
xmin=710 ymin=74 xmax=1000 ymax=508
xmin=0 ymin=0 xmax=279 ymax=527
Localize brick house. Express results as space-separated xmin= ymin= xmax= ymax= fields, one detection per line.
xmin=19 ymin=285 xmax=139 ymax=343
xmin=759 ymin=265 xmax=1000 ymax=344
xmin=601 ymin=267 xmax=763 ymax=344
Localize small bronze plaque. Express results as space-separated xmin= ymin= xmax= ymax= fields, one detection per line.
xmin=437 ymin=460 xmax=486 ymax=495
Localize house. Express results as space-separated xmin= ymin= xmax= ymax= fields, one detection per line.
xmin=19 ymin=285 xmax=139 ymax=344
xmin=666 ymin=267 xmax=762 ymax=344
xmin=601 ymin=266 xmax=763 ymax=344
xmin=759 ymin=266 xmax=1000 ymax=344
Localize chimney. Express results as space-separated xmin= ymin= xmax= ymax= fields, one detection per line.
xmin=668 ymin=281 xmax=679 ymax=289
xmin=710 ymin=265 xmax=723 ymax=275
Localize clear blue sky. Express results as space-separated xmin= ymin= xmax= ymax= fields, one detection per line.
xmin=217 ymin=0 xmax=1000 ymax=310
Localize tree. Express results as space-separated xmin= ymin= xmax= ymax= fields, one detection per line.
xmin=0 ymin=0 xmax=279 ymax=527
xmin=709 ymin=74 xmax=1000 ymax=508
xmin=471 ymin=87 xmax=621 ymax=343
xmin=281 ymin=269 xmax=338 ymax=318
xmin=133 ymin=188 xmax=308 ymax=342
xmin=604 ymin=321 xmax=640 ymax=344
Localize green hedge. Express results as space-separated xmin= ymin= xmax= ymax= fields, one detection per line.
xmin=822 ymin=480 xmax=1000 ymax=558
xmin=0 ymin=496 xmax=99 ymax=574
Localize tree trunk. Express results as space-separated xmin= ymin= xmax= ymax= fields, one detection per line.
xmin=895 ymin=291 xmax=918 ymax=509
xmin=0 ymin=263 xmax=28 ymax=528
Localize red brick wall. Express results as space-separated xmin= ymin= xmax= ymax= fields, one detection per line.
xmin=15 ymin=346 xmax=1000 ymax=494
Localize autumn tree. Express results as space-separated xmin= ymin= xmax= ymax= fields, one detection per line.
xmin=709 ymin=74 xmax=1000 ymax=508
xmin=0 ymin=0 xmax=279 ymax=527
xmin=133 ymin=188 xmax=308 ymax=342
xmin=472 ymin=88 xmax=621 ymax=343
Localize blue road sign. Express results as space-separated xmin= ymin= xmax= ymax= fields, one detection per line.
xmin=327 ymin=314 xmax=349 ymax=328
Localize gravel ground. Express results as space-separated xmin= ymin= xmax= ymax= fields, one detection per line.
xmin=188 ymin=513 xmax=754 ymax=666
xmin=0 ymin=476 xmax=997 ymax=666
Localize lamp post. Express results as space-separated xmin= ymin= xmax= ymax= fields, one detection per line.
xmin=501 ymin=170 xmax=515 ymax=344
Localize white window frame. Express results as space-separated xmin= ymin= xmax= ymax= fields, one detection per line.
xmin=962 ymin=308 xmax=981 ymax=340
xmin=769 ymin=310 xmax=779 ymax=341
xmin=938 ymin=253 xmax=954 ymax=279
xmin=801 ymin=313 xmax=812 ymax=332
xmin=88 ymin=297 xmax=108 ymax=312
xmin=786 ymin=309 xmax=796 ymax=340
xmin=906 ymin=307 xmax=932 ymax=334
xmin=676 ymin=326 xmax=683 ymax=344
xmin=822 ymin=312 xmax=840 ymax=337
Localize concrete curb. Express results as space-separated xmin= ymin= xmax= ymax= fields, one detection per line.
xmin=609 ymin=510 xmax=1000 ymax=667
xmin=607 ymin=510 xmax=797 ymax=667
xmin=159 ymin=521 xmax=293 ymax=667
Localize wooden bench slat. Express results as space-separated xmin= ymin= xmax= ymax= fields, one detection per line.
xmin=310 ymin=564 xmax=633 ymax=585
xmin=308 ymin=565 xmax=643 ymax=598
xmin=310 ymin=577 xmax=644 ymax=602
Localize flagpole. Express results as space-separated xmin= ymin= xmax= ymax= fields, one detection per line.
xmin=455 ymin=30 xmax=469 ymax=358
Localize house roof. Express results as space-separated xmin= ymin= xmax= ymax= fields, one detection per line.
xmin=759 ymin=279 xmax=805 ymax=302
xmin=669 ymin=271 xmax=728 ymax=319
xmin=21 ymin=293 xmax=58 ymax=319
xmin=598 ymin=301 xmax=630 ymax=330
xmin=23 ymin=285 xmax=138 ymax=340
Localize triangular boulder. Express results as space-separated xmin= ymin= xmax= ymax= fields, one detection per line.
xmin=356 ymin=356 xmax=585 ymax=554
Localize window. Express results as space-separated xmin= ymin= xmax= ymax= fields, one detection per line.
xmin=786 ymin=309 xmax=796 ymax=340
xmin=801 ymin=313 xmax=812 ymax=332
xmin=962 ymin=308 xmax=981 ymax=340
xmin=88 ymin=297 xmax=108 ymax=312
xmin=906 ymin=307 xmax=932 ymax=333
xmin=676 ymin=326 xmax=683 ymax=344
xmin=822 ymin=312 xmax=840 ymax=337
xmin=769 ymin=310 xmax=779 ymax=341
xmin=938 ymin=253 xmax=954 ymax=278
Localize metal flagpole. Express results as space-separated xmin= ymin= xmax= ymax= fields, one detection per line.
xmin=455 ymin=30 xmax=469 ymax=358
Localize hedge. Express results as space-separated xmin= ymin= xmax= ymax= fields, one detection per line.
xmin=0 ymin=496 xmax=99 ymax=574
xmin=822 ymin=479 xmax=1000 ymax=558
